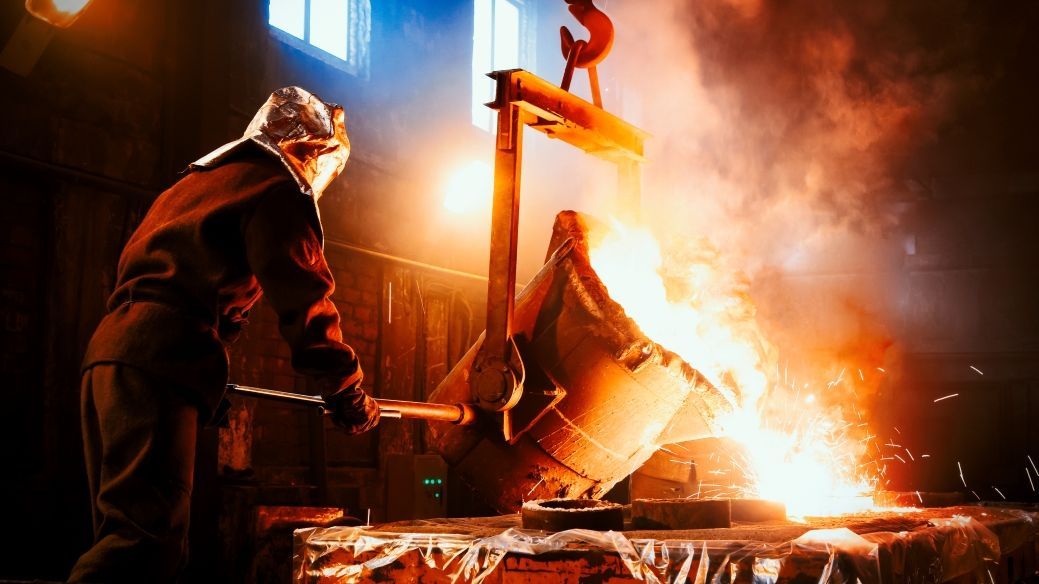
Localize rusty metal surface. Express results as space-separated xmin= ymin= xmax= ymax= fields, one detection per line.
xmin=471 ymin=96 xmax=527 ymax=415
xmin=630 ymin=499 xmax=732 ymax=530
xmin=489 ymin=69 xmax=647 ymax=163
xmin=429 ymin=211 xmax=734 ymax=513
xmin=521 ymin=498 xmax=624 ymax=532
xmin=474 ymin=67 xmax=646 ymax=429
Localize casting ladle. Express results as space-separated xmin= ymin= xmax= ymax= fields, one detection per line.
xmin=226 ymin=384 xmax=477 ymax=425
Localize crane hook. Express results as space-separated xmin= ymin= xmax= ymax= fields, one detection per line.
xmin=559 ymin=0 xmax=613 ymax=108
xmin=560 ymin=0 xmax=614 ymax=69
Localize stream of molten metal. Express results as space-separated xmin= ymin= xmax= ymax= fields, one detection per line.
xmin=587 ymin=220 xmax=877 ymax=518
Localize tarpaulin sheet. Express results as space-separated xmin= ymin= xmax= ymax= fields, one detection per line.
xmin=294 ymin=507 xmax=1036 ymax=583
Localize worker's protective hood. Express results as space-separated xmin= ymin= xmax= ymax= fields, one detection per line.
xmin=190 ymin=86 xmax=350 ymax=199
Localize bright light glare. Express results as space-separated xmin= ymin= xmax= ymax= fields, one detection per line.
xmin=443 ymin=161 xmax=493 ymax=214
xmin=471 ymin=0 xmax=493 ymax=129
xmin=269 ymin=0 xmax=305 ymax=40
xmin=472 ymin=0 xmax=522 ymax=131
xmin=310 ymin=0 xmax=348 ymax=60
xmin=53 ymin=0 xmax=91 ymax=14
xmin=493 ymin=0 xmax=519 ymax=69
xmin=588 ymin=221 xmax=878 ymax=518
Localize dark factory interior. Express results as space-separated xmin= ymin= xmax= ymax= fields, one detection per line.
xmin=0 ymin=0 xmax=1037 ymax=582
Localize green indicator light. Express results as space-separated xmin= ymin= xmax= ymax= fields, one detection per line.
xmin=436 ymin=479 xmax=442 ymax=484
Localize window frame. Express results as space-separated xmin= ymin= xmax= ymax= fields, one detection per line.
xmin=472 ymin=0 xmax=537 ymax=131
xmin=268 ymin=0 xmax=371 ymax=79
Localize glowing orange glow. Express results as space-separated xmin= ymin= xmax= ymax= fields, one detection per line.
xmin=443 ymin=161 xmax=493 ymax=215
xmin=588 ymin=220 xmax=877 ymax=518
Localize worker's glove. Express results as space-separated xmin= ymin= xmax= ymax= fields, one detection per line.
xmin=325 ymin=388 xmax=380 ymax=435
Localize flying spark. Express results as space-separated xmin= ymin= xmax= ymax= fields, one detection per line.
xmin=958 ymin=462 xmax=966 ymax=487
xmin=921 ymin=454 xmax=931 ymax=458
xmin=970 ymin=365 xmax=984 ymax=375
xmin=933 ymin=393 xmax=959 ymax=403
xmin=992 ymin=486 xmax=1006 ymax=500
xmin=971 ymin=490 xmax=980 ymax=501
xmin=1027 ymin=467 xmax=1036 ymax=492
xmin=906 ymin=449 xmax=915 ymax=461
xmin=915 ymin=491 xmax=923 ymax=503
xmin=1028 ymin=455 xmax=1038 ymax=476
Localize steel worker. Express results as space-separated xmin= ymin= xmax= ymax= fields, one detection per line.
xmin=69 ymin=87 xmax=379 ymax=583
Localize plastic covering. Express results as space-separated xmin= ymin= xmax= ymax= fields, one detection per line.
xmin=295 ymin=509 xmax=1036 ymax=583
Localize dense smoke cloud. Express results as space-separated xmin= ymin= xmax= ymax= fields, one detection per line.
xmin=579 ymin=0 xmax=1034 ymax=416
xmin=606 ymin=0 xmax=1021 ymax=269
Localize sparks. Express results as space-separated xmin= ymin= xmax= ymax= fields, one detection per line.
xmin=971 ymin=490 xmax=980 ymax=500
xmin=921 ymin=454 xmax=930 ymax=458
xmin=876 ymin=367 xmax=886 ymax=373
xmin=905 ymin=449 xmax=915 ymax=461
xmin=915 ymin=491 xmax=923 ymax=503
xmin=969 ymin=365 xmax=984 ymax=375
xmin=894 ymin=454 xmax=906 ymax=464
xmin=1028 ymin=455 xmax=1038 ymax=476
xmin=933 ymin=393 xmax=959 ymax=403
xmin=992 ymin=486 xmax=1006 ymax=500
xmin=893 ymin=426 xmax=901 ymax=435
xmin=958 ymin=462 xmax=967 ymax=487
xmin=1027 ymin=467 xmax=1036 ymax=492
xmin=858 ymin=369 xmax=864 ymax=381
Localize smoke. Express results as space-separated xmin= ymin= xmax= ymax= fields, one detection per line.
xmin=575 ymin=0 xmax=1029 ymax=416
xmin=605 ymin=0 xmax=987 ymax=268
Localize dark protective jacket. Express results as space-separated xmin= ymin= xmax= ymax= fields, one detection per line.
xmin=82 ymin=149 xmax=362 ymax=419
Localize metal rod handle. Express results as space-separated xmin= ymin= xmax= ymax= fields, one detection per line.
xmin=226 ymin=384 xmax=476 ymax=425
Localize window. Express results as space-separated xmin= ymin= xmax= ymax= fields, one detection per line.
xmin=472 ymin=0 xmax=536 ymax=131
xmin=269 ymin=0 xmax=371 ymax=77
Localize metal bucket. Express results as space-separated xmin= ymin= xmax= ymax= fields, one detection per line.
xmin=427 ymin=211 xmax=735 ymax=512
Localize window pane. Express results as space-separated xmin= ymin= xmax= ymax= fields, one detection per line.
xmin=472 ymin=0 xmax=493 ymax=129
xmin=269 ymin=0 xmax=305 ymax=40
xmin=310 ymin=0 xmax=349 ymax=60
xmin=493 ymin=0 xmax=520 ymax=70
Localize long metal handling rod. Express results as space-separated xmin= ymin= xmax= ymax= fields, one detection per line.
xmin=227 ymin=384 xmax=477 ymax=426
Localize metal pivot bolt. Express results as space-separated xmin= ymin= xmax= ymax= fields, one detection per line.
xmin=471 ymin=336 xmax=525 ymax=411
xmin=471 ymin=359 xmax=515 ymax=408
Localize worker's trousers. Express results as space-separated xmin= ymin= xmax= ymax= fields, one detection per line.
xmin=69 ymin=363 xmax=198 ymax=584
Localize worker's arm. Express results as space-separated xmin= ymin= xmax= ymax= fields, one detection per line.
xmin=243 ymin=184 xmax=378 ymax=434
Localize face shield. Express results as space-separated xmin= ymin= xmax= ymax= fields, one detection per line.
xmin=190 ymin=86 xmax=351 ymax=200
